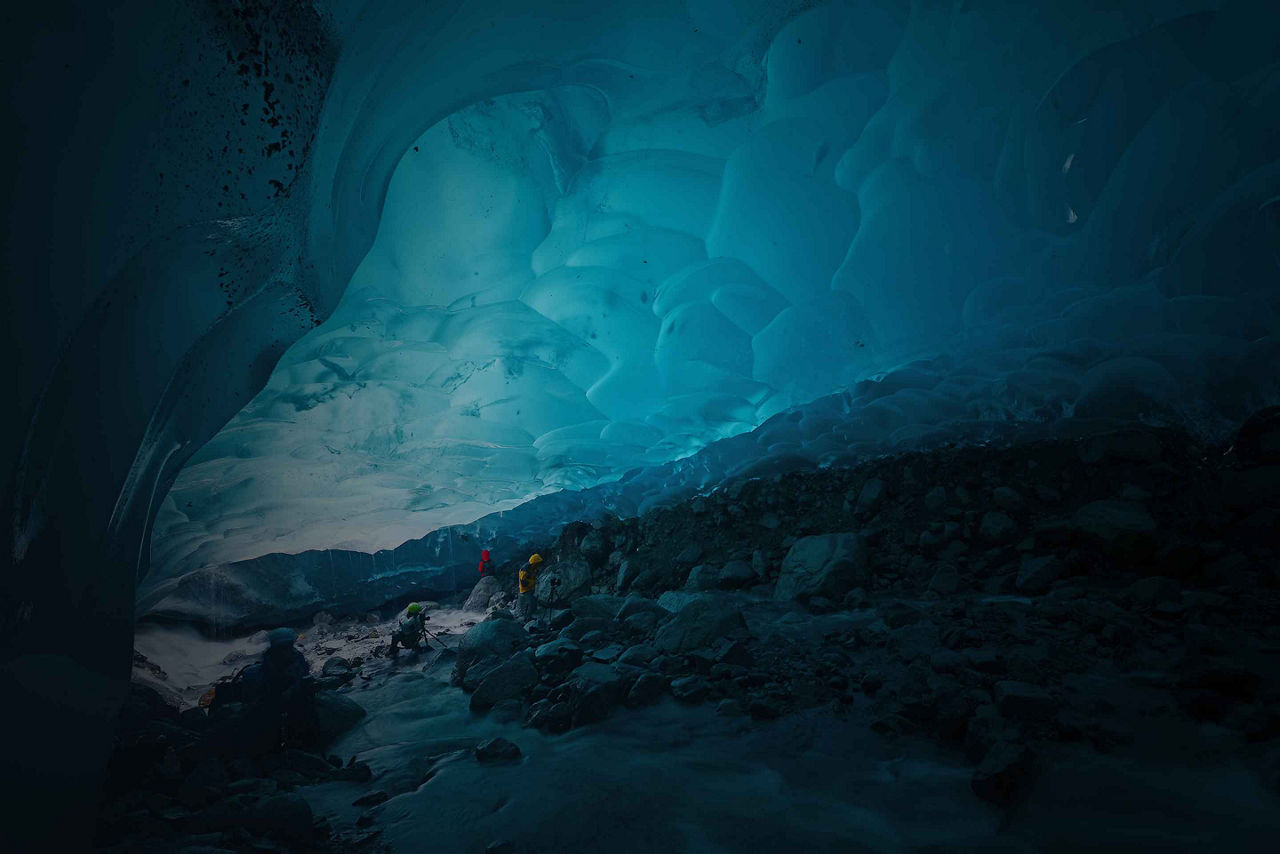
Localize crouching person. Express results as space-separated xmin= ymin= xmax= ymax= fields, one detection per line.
xmin=387 ymin=602 xmax=426 ymax=657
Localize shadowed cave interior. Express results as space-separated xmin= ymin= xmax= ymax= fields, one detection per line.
xmin=2 ymin=0 xmax=1279 ymax=851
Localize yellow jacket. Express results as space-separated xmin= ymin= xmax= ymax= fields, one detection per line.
xmin=520 ymin=555 xmax=542 ymax=593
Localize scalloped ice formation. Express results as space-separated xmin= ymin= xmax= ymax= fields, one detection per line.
xmin=147 ymin=0 xmax=1279 ymax=595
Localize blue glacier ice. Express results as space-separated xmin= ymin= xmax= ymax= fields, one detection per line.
xmin=139 ymin=0 xmax=1280 ymax=599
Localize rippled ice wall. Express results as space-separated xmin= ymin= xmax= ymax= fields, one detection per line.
xmin=147 ymin=0 xmax=1279 ymax=594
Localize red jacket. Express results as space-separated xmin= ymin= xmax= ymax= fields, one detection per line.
xmin=478 ymin=549 xmax=491 ymax=576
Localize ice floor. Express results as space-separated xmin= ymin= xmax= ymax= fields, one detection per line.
xmin=135 ymin=605 xmax=1280 ymax=853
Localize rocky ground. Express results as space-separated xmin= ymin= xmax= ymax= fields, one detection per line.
xmin=98 ymin=409 xmax=1280 ymax=851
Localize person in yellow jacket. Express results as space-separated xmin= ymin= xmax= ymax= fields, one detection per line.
xmin=519 ymin=554 xmax=543 ymax=619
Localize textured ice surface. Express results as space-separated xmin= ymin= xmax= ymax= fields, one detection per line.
xmin=146 ymin=0 xmax=1280 ymax=596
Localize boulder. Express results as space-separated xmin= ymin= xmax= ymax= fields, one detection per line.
xmin=675 ymin=544 xmax=705 ymax=565
xmin=616 ymin=559 xmax=641 ymax=591
xmin=924 ymin=486 xmax=947 ymax=512
xmin=687 ymin=560 xmax=757 ymax=591
xmin=684 ymin=564 xmax=718 ymax=591
xmin=570 ymin=595 xmax=624 ymax=621
xmin=775 ymin=534 xmax=868 ymax=602
xmin=626 ymin=673 xmax=667 ymax=707
xmin=309 ymin=691 xmax=366 ymax=744
xmin=470 ymin=655 xmax=538 ymax=712
xmin=654 ymin=597 xmax=747 ymax=653
xmin=457 ymin=619 xmax=529 ymax=680
xmin=474 ymin=738 xmax=522 ymax=763
xmin=533 ymin=638 xmax=583 ymax=673
xmin=718 ymin=560 xmax=757 ymax=589
xmin=979 ymin=512 xmax=1018 ymax=544
xmin=623 ymin=612 xmax=659 ymax=636
xmin=855 ymin=478 xmax=886 ymax=517
xmin=993 ymin=681 xmax=1055 ymax=720
xmin=1015 ymin=555 xmax=1062 ymax=594
xmin=579 ymin=530 xmax=611 ymax=568
xmin=535 ymin=559 xmax=592 ymax=605
xmin=464 ymin=576 xmax=502 ymax=611
xmin=928 ymin=564 xmax=961 ymax=595
xmin=617 ymin=644 xmax=660 ymax=667
xmin=670 ymin=676 xmax=709 ymax=704
xmin=971 ymin=742 xmax=1035 ymax=807
xmin=559 ymin=617 xmax=614 ymax=643
xmin=656 ymin=591 xmax=701 ymax=612
xmin=1073 ymin=500 xmax=1157 ymax=544
xmin=617 ymin=595 xmax=671 ymax=622
xmin=991 ymin=487 xmax=1024 ymax=514
xmin=1125 ymin=576 xmax=1180 ymax=606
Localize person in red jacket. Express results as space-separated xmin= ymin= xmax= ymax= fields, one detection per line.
xmin=477 ymin=549 xmax=492 ymax=577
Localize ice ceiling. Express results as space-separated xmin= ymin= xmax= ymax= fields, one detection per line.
xmin=148 ymin=0 xmax=1279 ymax=585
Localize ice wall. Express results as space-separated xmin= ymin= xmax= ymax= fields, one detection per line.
xmin=151 ymin=0 xmax=1280 ymax=592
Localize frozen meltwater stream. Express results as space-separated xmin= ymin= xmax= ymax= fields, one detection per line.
xmin=137 ymin=607 xmax=1280 ymax=853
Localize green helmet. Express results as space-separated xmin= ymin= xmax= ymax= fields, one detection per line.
xmin=406 ymin=602 xmax=422 ymax=616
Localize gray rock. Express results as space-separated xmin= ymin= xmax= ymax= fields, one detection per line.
xmin=580 ymin=530 xmax=610 ymax=567
xmin=654 ymin=597 xmax=747 ymax=653
xmin=471 ymin=655 xmax=538 ymax=712
xmin=684 ymin=564 xmax=718 ymax=591
xmin=855 ymin=478 xmax=886 ymax=516
xmin=749 ymin=697 xmax=782 ymax=720
xmin=311 ymin=691 xmax=366 ymax=741
xmin=971 ymin=741 xmax=1035 ymax=806
xmin=1126 ymin=576 xmax=1180 ymax=606
xmin=626 ymin=673 xmax=667 ymax=706
xmin=559 ymin=617 xmax=614 ymax=642
xmin=535 ymin=558 xmax=592 ymax=605
xmin=675 ymin=544 xmax=705 ymax=565
xmin=617 ymin=594 xmax=671 ymax=622
xmin=590 ymin=644 xmax=624 ymax=663
xmin=775 ymin=533 xmax=868 ymax=601
xmin=993 ymin=681 xmax=1054 ymax=720
xmin=991 ymin=487 xmax=1024 ymax=513
xmin=533 ymin=638 xmax=583 ymax=672
xmin=570 ymin=595 xmax=624 ymax=621
xmin=578 ymin=630 xmax=608 ymax=648
xmin=623 ymin=612 xmax=659 ymax=636
xmin=1073 ymin=500 xmax=1157 ymax=544
xmin=321 ymin=656 xmax=351 ymax=676
xmin=617 ymin=644 xmax=659 ymax=667
xmin=928 ymin=564 xmax=961 ymax=595
xmin=979 ymin=512 xmax=1018 ymax=544
xmin=718 ymin=560 xmax=757 ymax=589
xmin=924 ymin=486 xmax=947 ymax=512
xmin=464 ymin=576 xmax=502 ymax=611
xmin=1015 ymin=555 xmax=1062 ymax=594
xmin=474 ymin=738 xmax=522 ymax=763
xmin=457 ymin=619 xmax=529 ymax=680
xmin=659 ymin=590 xmax=707 ymax=613
xmin=616 ymin=559 xmax=641 ymax=591
xmin=670 ymin=676 xmax=709 ymax=703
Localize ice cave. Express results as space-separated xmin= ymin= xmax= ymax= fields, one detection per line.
xmin=2 ymin=0 xmax=1279 ymax=850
